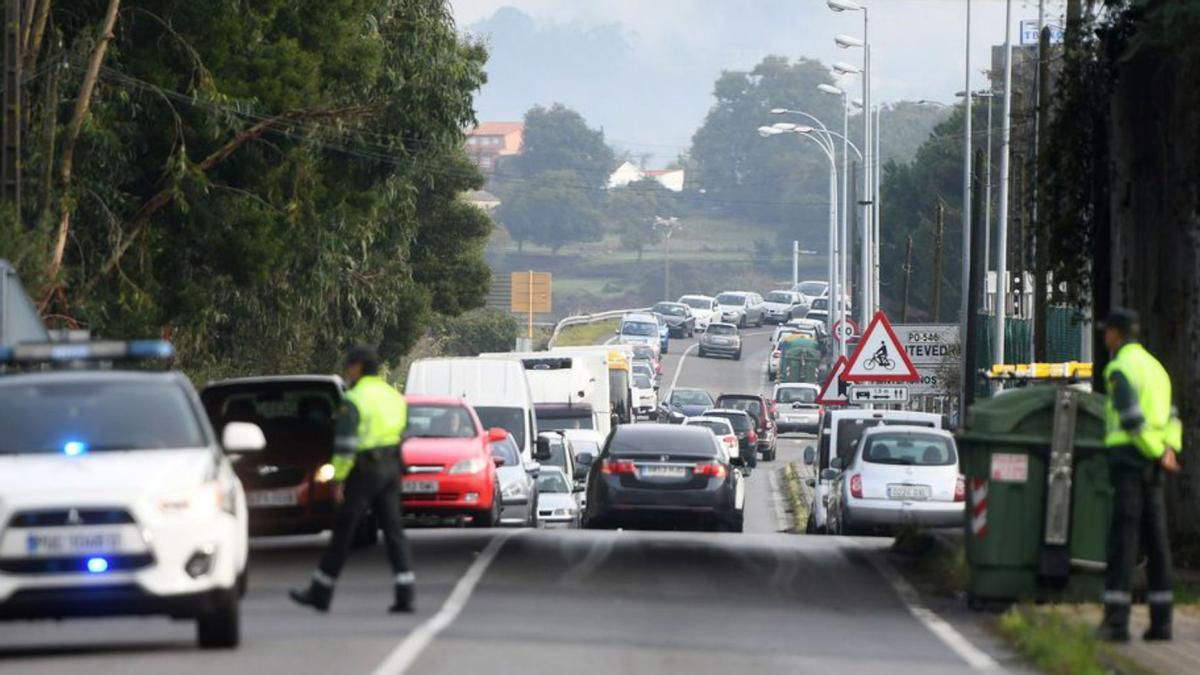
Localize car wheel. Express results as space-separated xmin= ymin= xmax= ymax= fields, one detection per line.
xmin=473 ymin=490 xmax=501 ymax=528
xmin=197 ymin=589 xmax=240 ymax=649
xmin=236 ymin=566 xmax=248 ymax=598
xmin=734 ymin=350 xmax=742 ymax=361
xmin=738 ymin=316 xmax=746 ymax=329
xmin=698 ymin=349 xmax=706 ymax=358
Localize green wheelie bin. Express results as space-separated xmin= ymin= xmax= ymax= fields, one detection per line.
xmin=958 ymin=384 xmax=1110 ymax=607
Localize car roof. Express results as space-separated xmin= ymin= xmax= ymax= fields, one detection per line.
xmin=669 ymin=386 xmax=709 ymax=393
xmin=678 ymin=294 xmax=713 ymax=300
xmin=613 ymin=424 xmax=715 ymax=441
xmin=0 ymin=369 xmax=185 ymax=388
xmin=716 ymin=393 xmax=763 ymax=401
xmin=653 ymin=301 xmax=688 ymax=308
xmin=828 ymin=409 xmax=942 ymax=423
xmin=204 ymin=374 xmax=343 ymax=388
xmin=775 ymin=382 xmax=819 ymax=390
xmin=561 ymin=429 xmax=603 ymax=441
xmin=684 ymin=416 xmax=733 ymax=426
xmin=539 ymin=465 xmax=569 ymax=477
xmin=703 ymin=408 xmax=751 ymax=417
xmin=861 ymin=425 xmax=953 ymax=439
xmin=708 ymin=322 xmax=738 ymax=329
xmin=717 ymin=291 xmax=748 ymax=297
xmin=405 ymin=394 xmax=470 ymax=406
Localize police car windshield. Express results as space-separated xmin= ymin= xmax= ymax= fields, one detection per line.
xmin=406 ymin=405 xmax=478 ymax=438
xmin=0 ymin=380 xmax=206 ymax=454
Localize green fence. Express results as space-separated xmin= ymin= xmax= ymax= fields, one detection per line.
xmin=973 ymin=307 xmax=1085 ymax=397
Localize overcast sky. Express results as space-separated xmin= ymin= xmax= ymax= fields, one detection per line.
xmin=452 ymin=0 xmax=1066 ymax=162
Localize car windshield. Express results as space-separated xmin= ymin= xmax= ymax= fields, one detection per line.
xmin=653 ymin=303 xmax=688 ymax=317
xmin=688 ymin=420 xmax=731 ymax=435
xmin=633 ymin=373 xmax=653 ymax=388
xmin=670 ymin=389 xmax=713 ymax=406
xmin=406 ymin=405 xmax=477 ymax=438
xmin=707 ymin=324 xmax=736 ymax=336
xmin=863 ymin=435 xmax=957 ymax=466
xmin=474 ymin=406 xmax=525 ymax=449
xmin=537 ymin=471 xmax=570 ymax=493
xmin=201 ymin=381 xmax=339 ymax=449
xmin=766 ymin=292 xmax=793 ymax=303
xmin=622 ymin=321 xmax=657 ymax=337
xmin=680 ymin=297 xmax=712 ymax=310
xmin=797 ymin=282 xmax=826 ymax=296
xmin=0 ymin=379 xmax=206 ymax=454
xmin=716 ymin=293 xmax=746 ymax=306
xmin=705 ymin=412 xmax=752 ymax=432
xmin=777 ymin=387 xmax=817 ymax=404
xmin=489 ymin=438 xmax=521 ymax=466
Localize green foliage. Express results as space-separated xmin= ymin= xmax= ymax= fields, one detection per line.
xmin=607 ymin=178 xmax=675 ymax=260
xmin=997 ymin=605 xmax=1139 ymax=675
xmin=2 ymin=0 xmax=494 ymax=378
xmin=554 ymin=318 xmax=619 ymax=348
xmin=430 ymin=308 xmax=519 ymax=356
xmin=494 ymin=103 xmax=616 ymax=196
xmin=496 ymin=169 xmax=602 ymax=253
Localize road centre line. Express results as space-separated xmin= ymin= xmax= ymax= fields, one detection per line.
xmin=371 ymin=530 xmax=517 ymax=675
xmin=839 ymin=537 xmax=1001 ymax=672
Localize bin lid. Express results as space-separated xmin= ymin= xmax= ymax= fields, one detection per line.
xmin=960 ymin=384 xmax=1107 ymax=448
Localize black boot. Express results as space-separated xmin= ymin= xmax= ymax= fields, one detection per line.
xmin=1099 ymin=604 xmax=1131 ymax=643
xmin=289 ymin=578 xmax=333 ymax=613
xmin=389 ymin=583 xmax=415 ymax=613
xmin=1144 ymin=603 xmax=1173 ymax=641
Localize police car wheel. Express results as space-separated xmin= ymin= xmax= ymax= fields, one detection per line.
xmin=197 ymin=590 xmax=240 ymax=649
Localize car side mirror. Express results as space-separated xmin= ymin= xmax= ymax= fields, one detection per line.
xmin=492 ymin=456 xmax=505 ymax=468
xmin=803 ymin=446 xmax=816 ymax=465
xmin=487 ymin=427 xmax=508 ymax=443
xmin=535 ymin=436 xmax=553 ymax=461
xmin=223 ymin=422 xmax=266 ymax=453
xmin=820 ymin=468 xmax=840 ymax=481
xmin=573 ymin=483 xmax=586 ymax=493
xmin=525 ymin=460 xmax=541 ymax=477
xmin=830 ymin=456 xmax=845 ymax=470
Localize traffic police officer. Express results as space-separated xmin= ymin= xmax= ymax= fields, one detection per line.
xmin=1099 ymin=308 xmax=1182 ymax=642
xmin=290 ymin=346 xmax=416 ymax=613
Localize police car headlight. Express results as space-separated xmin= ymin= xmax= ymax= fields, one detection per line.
xmin=448 ymin=458 xmax=488 ymax=475
xmin=314 ymin=463 xmax=337 ymax=484
xmin=158 ymin=482 xmax=235 ymax=516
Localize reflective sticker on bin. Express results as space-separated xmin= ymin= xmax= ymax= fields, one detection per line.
xmin=990 ymin=453 xmax=1029 ymax=483
xmin=971 ymin=479 xmax=988 ymax=537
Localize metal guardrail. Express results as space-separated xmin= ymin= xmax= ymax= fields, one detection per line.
xmin=547 ymin=307 xmax=649 ymax=348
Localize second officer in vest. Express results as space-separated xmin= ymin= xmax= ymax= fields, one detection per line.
xmin=1099 ymin=308 xmax=1182 ymax=642
xmin=290 ymin=345 xmax=415 ymax=613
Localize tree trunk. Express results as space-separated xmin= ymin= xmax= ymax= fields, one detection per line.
xmin=47 ymin=0 xmax=120 ymax=282
xmin=1106 ymin=34 xmax=1200 ymax=562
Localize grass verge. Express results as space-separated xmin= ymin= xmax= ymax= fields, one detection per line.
xmin=780 ymin=463 xmax=809 ymax=533
xmin=554 ymin=318 xmax=620 ymax=347
xmin=890 ymin=527 xmax=969 ymax=598
xmin=997 ymin=605 xmax=1151 ymax=675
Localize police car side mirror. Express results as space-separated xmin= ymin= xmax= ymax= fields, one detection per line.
xmin=223 ymin=422 xmax=266 ymax=453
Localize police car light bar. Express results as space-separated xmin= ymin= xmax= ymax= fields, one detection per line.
xmin=0 ymin=339 xmax=175 ymax=364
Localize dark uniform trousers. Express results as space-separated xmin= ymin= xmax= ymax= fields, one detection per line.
xmin=318 ymin=448 xmax=413 ymax=583
xmin=1105 ymin=452 xmax=1173 ymax=630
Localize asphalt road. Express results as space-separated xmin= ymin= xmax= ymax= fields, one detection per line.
xmin=0 ymin=330 xmax=1021 ymax=674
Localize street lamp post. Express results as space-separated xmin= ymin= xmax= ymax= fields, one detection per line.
xmin=958 ymin=0 xmax=974 ymax=416
xmin=818 ymin=83 xmax=854 ymax=354
xmin=994 ymin=0 xmax=1015 ymax=375
xmin=654 ymin=217 xmax=683 ymax=301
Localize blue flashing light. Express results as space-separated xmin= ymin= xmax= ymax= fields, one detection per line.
xmin=86 ymin=557 xmax=109 ymax=573
xmin=63 ymin=441 xmax=88 ymax=456
xmin=127 ymin=340 xmax=175 ymax=359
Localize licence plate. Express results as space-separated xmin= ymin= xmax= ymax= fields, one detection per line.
xmin=641 ymin=465 xmax=687 ymax=478
xmin=403 ymin=480 xmax=439 ymax=495
xmin=247 ymin=488 xmax=299 ymax=508
xmin=24 ymin=529 xmax=124 ymax=556
xmin=887 ymin=484 xmax=931 ymax=501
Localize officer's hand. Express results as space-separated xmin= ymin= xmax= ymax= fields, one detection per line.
xmin=1161 ymin=448 xmax=1181 ymax=474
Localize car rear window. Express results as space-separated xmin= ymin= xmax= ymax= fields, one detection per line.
xmin=862 ymin=434 xmax=956 ymax=466
xmin=2 ymin=380 xmax=206 ymax=454
xmin=835 ymin=418 xmax=936 ymax=463
xmin=202 ymin=382 xmax=339 ymax=433
xmin=407 ymin=405 xmax=478 ymax=438
xmin=707 ymin=324 xmax=736 ymax=336
xmin=609 ymin=428 xmax=719 ymax=458
xmin=776 ymin=387 xmax=817 ymax=404
xmin=704 ymin=412 xmax=752 ymax=432
xmin=717 ymin=397 xmax=763 ymax=421
xmin=688 ymin=420 xmax=732 ymax=435
xmin=766 ymin=292 xmax=793 ymax=303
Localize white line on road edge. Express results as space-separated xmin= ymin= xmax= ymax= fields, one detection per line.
xmin=371 ymin=531 xmax=516 ymax=675
xmin=666 ymin=341 xmax=700 ymax=393
xmin=840 ymin=537 xmax=1000 ymax=672
xmin=767 ymin=470 xmax=790 ymax=532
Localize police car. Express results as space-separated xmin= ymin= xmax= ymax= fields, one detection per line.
xmin=0 ymin=341 xmax=258 ymax=649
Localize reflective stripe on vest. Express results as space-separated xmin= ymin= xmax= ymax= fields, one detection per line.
xmin=1104 ymin=343 xmax=1172 ymax=459
xmin=344 ymin=376 xmax=407 ymax=451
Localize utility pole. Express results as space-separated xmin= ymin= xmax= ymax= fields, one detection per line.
xmin=933 ymin=200 xmax=945 ymax=322
xmin=963 ymin=148 xmax=987 ymax=414
xmin=2 ymin=0 xmax=21 ymax=217
xmin=655 ymin=216 xmax=683 ymax=301
xmin=958 ymin=0 xmax=974 ymax=412
xmin=901 ymin=234 xmax=913 ymax=322
xmin=1032 ymin=23 xmax=1052 ymax=360
xmin=994 ymin=0 xmax=1015 ymax=373
xmin=792 ymin=240 xmax=799 ymax=287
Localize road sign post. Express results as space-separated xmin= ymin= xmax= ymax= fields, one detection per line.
xmin=511 ymin=271 xmax=552 ymax=339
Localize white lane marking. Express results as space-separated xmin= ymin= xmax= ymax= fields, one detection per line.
xmin=839 ymin=537 xmax=1000 ymax=671
xmin=371 ymin=531 xmax=516 ymax=675
xmin=666 ymin=341 xmax=700 ymax=392
xmin=767 ymin=469 xmax=790 ymax=532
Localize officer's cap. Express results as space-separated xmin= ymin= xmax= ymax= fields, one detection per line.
xmin=1100 ymin=307 xmax=1140 ymax=336
xmin=344 ymin=345 xmax=381 ymax=370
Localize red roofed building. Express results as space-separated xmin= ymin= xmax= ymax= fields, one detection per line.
xmin=466 ymin=122 xmax=524 ymax=173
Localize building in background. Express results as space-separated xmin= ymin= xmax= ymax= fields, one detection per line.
xmin=466 ymin=122 xmax=524 ymax=173
xmin=606 ymin=161 xmax=685 ymax=192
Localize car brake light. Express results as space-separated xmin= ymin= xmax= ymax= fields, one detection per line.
xmin=601 ymin=459 xmax=637 ymax=475
xmin=724 ymin=435 xmax=737 ymax=447
xmin=955 ymin=475 xmax=966 ymax=502
xmin=747 ymin=430 xmax=758 ymax=444
xmin=694 ymin=462 xmax=727 ymax=478
xmin=850 ymin=474 xmax=863 ymax=498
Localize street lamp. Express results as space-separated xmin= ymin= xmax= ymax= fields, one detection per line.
xmin=834 ymin=34 xmax=863 ymax=49
xmin=654 ymin=217 xmax=683 ymax=301
xmin=819 ymin=82 xmax=853 ymax=354
xmin=832 ymin=62 xmax=862 ymax=76
xmin=827 ymin=0 xmax=863 ymax=11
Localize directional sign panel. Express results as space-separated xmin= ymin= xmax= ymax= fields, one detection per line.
xmin=815 ymin=356 xmax=850 ymax=406
xmin=893 ymin=323 xmax=960 ymax=396
xmin=847 ymin=385 xmax=910 ymax=404
xmin=844 ymin=311 xmax=920 ymax=382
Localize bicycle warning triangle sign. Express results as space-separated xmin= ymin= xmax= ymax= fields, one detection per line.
xmin=815 ymin=356 xmax=850 ymax=406
xmin=844 ymin=311 xmax=920 ymax=382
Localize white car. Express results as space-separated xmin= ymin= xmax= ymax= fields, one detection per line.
xmin=0 ymin=349 xmax=258 ymax=649
xmin=631 ymin=371 xmax=658 ymax=420
xmin=792 ymin=280 xmax=828 ymax=299
xmin=772 ymin=382 xmax=822 ymax=434
xmin=826 ymin=426 xmax=964 ymax=535
xmin=535 ymin=467 xmax=582 ymax=527
xmin=677 ymin=294 xmax=720 ymax=332
xmin=682 ymin=416 xmax=740 ymax=460
xmin=761 ymin=290 xmax=806 ymax=324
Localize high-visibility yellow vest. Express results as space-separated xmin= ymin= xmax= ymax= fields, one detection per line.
xmin=1104 ymin=343 xmax=1180 ymax=459
xmin=345 ymin=375 xmax=407 ymax=450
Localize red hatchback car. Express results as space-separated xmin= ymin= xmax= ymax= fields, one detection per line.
xmin=401 ymin=395 xmax=506 ymax=527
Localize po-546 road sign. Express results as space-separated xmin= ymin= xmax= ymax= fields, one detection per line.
xmin=843 ymin=311 xmax=920 ymax=382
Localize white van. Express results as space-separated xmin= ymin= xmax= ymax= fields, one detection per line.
xmin=479 ymin=352 xmax=609 ymax=438
xmin=405 ymin=358 xmax=538 ymax=459
xmin=802 ymin=408 xmax=945 ymax=534
xmin=552 ymin=344 xmax=633 ymax=425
